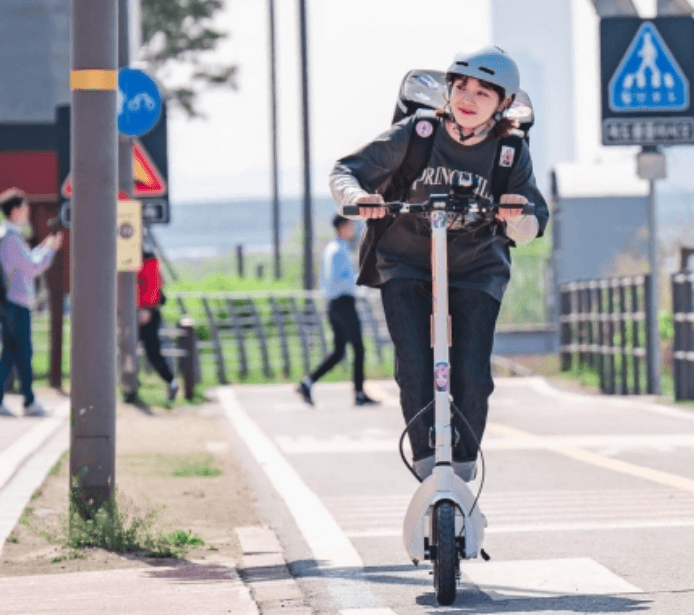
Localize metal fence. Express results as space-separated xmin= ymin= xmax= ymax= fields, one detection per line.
xmin=672 ymin=271 xmax=694 ymax=401
xmin=162 ymin=290 xmax=393 ymax=384
xmin=559 ymin=275 xmax=654 ymax=394
xmin=26 ymin=311 xmax=198 ymax=399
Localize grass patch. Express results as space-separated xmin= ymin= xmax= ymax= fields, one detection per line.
xmin=48 ymin=451 xmax=69 ymax=477
xmin=51 ymin=550 xmax=86 ymax=564
xmin=19 ymin=506 xmax=59 ymax=544
xmin=172 ymin=454 xmax=223 ymax=478
xmin=167 ymin=529 xmax=204 ymax=548
xmin=6 ymin=534 xmax=18 ymax=544
xmin=120 ymin=452 xmax=223 ymax=478
xmin=12 ymin=472 xmax=209 ymax=560
xmin=65 ymin=478 xmax=198 ymax=558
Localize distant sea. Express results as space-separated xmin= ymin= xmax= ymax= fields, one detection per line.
xmin=153 ymin=195 xmax=338 ymax=260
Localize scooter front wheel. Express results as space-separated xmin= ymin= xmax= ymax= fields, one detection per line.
xmin=432 ymin=499 xmax=458 ymax=605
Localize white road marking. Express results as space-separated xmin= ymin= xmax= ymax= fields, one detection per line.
xmin=325 ymin=490 xmax=694 ymax=537
xmin=462 ymin=557 xmax=642 ymax=600
xmin=525 ymin=376 xmax=694 ymax=423
xmin=274 ymin=430 xmax=694 ymax=455
xmin=217 ymin=387 xmax=363 ymax=570
xmin=364 ymin=382 xmax=399 ymax=406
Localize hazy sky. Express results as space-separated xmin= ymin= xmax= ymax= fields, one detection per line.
xmin=163 ymin=0 xmax=662 ymax=203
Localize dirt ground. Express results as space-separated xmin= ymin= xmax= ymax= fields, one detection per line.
xmin=0 ymin=393 xmax=263 ymax=576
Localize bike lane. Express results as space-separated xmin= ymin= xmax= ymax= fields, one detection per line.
xmin=221 ymin=378 xmax=694 ymax=614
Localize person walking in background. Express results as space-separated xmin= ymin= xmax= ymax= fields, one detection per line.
xmin=297 ymin=215 xmax=379 ymax=407
xmin=137 ymin=250 xmax=179 ymax=401
xmin=0 ymin=188 xmax=62 ymax=417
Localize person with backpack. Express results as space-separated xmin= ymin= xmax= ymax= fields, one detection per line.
xmin=0 ymin=188 xmax=63 ymax=417
xmin=329 ymin=46 xmax=549 ymax=481
xmin=137 ymin=250 xmax=179 ymax=401
xmin=296 ymin=214 xmax=379 ymax=407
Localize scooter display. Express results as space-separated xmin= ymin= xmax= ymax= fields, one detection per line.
xmin=346 ymin=184 xmax=533 ymax=605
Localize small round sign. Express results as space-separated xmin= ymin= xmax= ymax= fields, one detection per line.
xmin=118 ymin=68 xmax=162 ymax=137
xmin=119 ymin=223 xmax=135 ymax=239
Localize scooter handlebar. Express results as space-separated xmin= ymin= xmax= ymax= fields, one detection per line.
xmin=342 ymin=200 xmax=534 ymax=217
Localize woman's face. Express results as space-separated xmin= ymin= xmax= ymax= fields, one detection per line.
xmin=449 ymin=77 xmax=502 ymax=130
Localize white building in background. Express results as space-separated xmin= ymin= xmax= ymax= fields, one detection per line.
xmin=490 ymin=0 xmax=577 ymax=194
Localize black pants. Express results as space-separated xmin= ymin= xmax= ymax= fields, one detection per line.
xmin=0 ymin=301 xmax=34 ymax=406
xmin=310 ymin=295 xmax=365 ymax=392
xmin=139 ymin=308 xmax=174 ymax=383
xmin=381 ymin=279 xmax=500 ymax=463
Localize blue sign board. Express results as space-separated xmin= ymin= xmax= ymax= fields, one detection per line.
xmin=609 ymin=22 xmax=688 ymax=113
xmin=118 ymin=68 xmax=162 ymax=137
xmin=600 ymin=17 xmax=694 ymax=146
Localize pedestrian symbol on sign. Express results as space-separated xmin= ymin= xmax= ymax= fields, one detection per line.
xmin=609 ymin=22 xmax=688 ymax=112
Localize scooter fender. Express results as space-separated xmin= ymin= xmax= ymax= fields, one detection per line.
xmin=403 ymin=466 xmax=485 ymax=563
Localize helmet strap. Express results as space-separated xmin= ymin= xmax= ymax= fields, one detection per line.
xmin=444 ymin=103 xmax=495 ymax=143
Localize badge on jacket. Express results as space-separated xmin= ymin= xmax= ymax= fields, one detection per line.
xmin=499 ymin=145 xmax=516 ymax=168
xmin=415 ymin=120 xmax=434 ymax=138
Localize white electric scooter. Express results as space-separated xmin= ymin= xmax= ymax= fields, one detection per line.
xmin=347 ymin=186 xmax=533 ymax=605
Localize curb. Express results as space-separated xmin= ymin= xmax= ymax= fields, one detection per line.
xmin=0 ymin=398 xmax=70 ymax=553
xmin=236 ymin=525 xmax=313 ymax=615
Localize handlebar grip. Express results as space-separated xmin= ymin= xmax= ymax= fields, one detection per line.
xmin=343 ymin=205 xmax=360 ymax=216
xmin=522 ymin=203 xmax=535 ymax=215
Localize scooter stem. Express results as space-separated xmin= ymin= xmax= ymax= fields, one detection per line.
xmin=430 ymin=197 xmax=452 ymax=465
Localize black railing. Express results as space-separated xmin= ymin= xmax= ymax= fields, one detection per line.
xmin=165 ymin=290 xmax=393 ymax=383
xmin=559 ymin=276 xmax=653 ymax=394
xmin=672 ymin=271 xmax=694 ymax=401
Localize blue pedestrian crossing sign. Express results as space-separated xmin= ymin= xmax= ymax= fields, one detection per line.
xmin=609 ymin=22 xmax=688 ymax=113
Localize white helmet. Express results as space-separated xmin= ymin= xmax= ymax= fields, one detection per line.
xmin=446 ymin=46 xmax=520 ymax=99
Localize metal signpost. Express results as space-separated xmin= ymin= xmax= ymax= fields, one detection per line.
xmin=600 ymin=15 xmax=694 ymax=394
xmin=117 ymin=0 xmax=138 ymax=401
xmin=70 ymin=0 xmax=118 ymax=510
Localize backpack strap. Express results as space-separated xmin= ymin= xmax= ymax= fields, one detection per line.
xmin=383 ymin=109 xmax=440 ymax=201
xmin=490 ymin=134 xmax=524 ymax=202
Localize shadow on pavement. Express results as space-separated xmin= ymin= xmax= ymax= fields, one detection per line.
xmin=142 ymin=560 xmax=237 ymax=584
xmin=417 ymin=591 xmax=651 ymax=613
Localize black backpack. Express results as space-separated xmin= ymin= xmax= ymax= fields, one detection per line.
xmin=356 ymin=69 xmax=535 ymax=288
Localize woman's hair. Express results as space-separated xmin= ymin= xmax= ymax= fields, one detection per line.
xmin=447 ymin=75 xmax=506 ymax=105
xmin=0 ymin=187 xmax=27 ymax=219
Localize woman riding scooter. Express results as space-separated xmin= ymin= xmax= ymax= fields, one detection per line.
xmin=329 ymin=46 xmax=549 ymax=481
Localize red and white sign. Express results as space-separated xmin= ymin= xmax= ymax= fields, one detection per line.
xmin=61 ymin=140 xmax=167 ymax=201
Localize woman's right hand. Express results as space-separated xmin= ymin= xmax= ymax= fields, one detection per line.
xmin=355 ymin=194 xmax=387 ymax=219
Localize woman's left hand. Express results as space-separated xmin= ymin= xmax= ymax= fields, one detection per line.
xmin=496 ymin=194 xmax=527 ymax=221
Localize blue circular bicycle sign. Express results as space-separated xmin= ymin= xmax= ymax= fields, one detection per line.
xmin=117 ymin=68 xmax=162 ymax=137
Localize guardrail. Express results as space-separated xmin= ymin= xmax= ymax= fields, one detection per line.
xmin=164 ymin=290 xmax=393 ymax=384
xmin=672 ymin=271 xmax=694 ymax=401
xmin=25 ymin=313 xmax=198 ymax=400
xmin=559 ymin=276 xmax=654 ymax=394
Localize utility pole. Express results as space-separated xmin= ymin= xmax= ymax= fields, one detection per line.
xmin=70 ymin=0 xmax=118 ymax=509
xmin=117 ymin=0 xmax=138 ymax=401
xmin=298 ymin=0 xmax=313 ymax=290
xmin=268 ymin=0 xmax=281 ymax=280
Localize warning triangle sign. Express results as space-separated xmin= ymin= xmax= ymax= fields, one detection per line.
xmin=61 ymin=140 xmax=167 ymax=200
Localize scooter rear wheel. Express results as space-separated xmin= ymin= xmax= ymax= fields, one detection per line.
xmin=432 ymin=499 xmax=458 ymax=605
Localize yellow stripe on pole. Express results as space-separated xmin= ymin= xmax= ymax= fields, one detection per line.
xmin=71 ymin=69 xmax=117 ymax=91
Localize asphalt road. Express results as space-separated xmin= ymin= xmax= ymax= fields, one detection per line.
xmin=219 ymin=377 xmax=694 ymax=615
